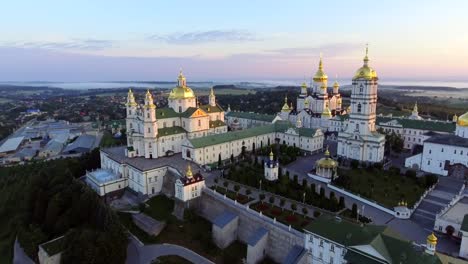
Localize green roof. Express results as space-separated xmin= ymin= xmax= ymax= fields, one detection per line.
xmin=461 ymin=214 xmax=468 ymax=232
xmin=226 ymin=111 xmax=276 ymax=122
xmin=199 ymin=104 xmax=224 ymax=113
xmin=158 ymin=126 xmax=186 ymax=137
xmin=181 ymin=107 xmax=199 ymax=118
xmin=156 ymin=107 xmax=180 ymax=119
xmin=209 ymin=120 xmax=226 ymax=128
xmin=187 ymin=122 xmax=316 ymax=148
xmin=305 ymin=216 xmax=442 ymax=264
xmin=376 ymin=117 xmax=455 ymax=133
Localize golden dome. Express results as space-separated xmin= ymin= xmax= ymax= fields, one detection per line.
xmin=301 ymin=82 xmax=307 ymax=89
xmin=313 ymin=55 xmax=328 ymax=81
xmin=269 ymin=149 xmax=274 ymax=159
xmin=145 ymin=89 xmax=156 ymax=109
xmin=322 ymin=106 xmax=332 ymax=118
xmin=353 ymin=46 xmax=378 ymax=81
xmin=186 ymin=164 xmax=193 ymax=178
xmin=427 ymin=233 xmax=437 ymax=244
xmin=333 ymin=80 xmax=339 ymax=88
xmin=127 ymin=88 xmax=137 ymax=106
xmin=169 ymin=71 xmax=196 ymax=100
xmin=316 ymin=148 xmax=337 ymax=169
xmin=457 ymin=112 xmax=468 ymax=127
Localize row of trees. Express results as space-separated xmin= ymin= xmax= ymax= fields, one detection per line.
xmin=0 ymin=149 xmax=128 ymax=264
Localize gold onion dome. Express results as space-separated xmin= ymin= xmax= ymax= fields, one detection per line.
xmin=169 ymin=71 xmax=195 ymax=99
xmin=186 ymin=164 xmax=193 ymax=178
xmin=333 ymin=80 xmax=339 ymax=88
xmin=313 ymin=55 xmax=328 ymax=81
xmin=127 ymin=88 xmax=137 ymax=106
xmin=316 ymin=147 xmax=337 ymax=169
xmin=427 ymin=233 xmax=437 ymax=244
xmin=301 ymin=82 xmax=307 ymax=89
xmin=322 ymin=106 xmax=332 ymax=118
xmin=269 ymin=149 xmax=274 ymax=159
xmin=353 ymin=46 xmax=378 ymax=81
xmin=145 ymin=89 xmax=156 ymax=108
xmin=457 ymin=112 xmax=468 ymax=127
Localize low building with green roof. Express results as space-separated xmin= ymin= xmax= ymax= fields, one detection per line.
xmin=225 ymin=111 xmax=278 ymax=130
xmin=303 ymin=216 xmax=443 ymax=264
xmin=182 ymin=121 xmax=324 ymax=165
xmin=376 ymin=116 xmax=455 ymax=150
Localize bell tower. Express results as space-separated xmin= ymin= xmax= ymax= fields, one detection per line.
xmin=143 ymin=90 xmax=158 ymax=158
xmin=209 ymin=87 xmax=216 ymax=107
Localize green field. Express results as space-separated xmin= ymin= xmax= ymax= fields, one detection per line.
xmin=333 ymin=168 xmax=437 ymax=208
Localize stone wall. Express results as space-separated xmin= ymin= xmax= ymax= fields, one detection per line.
xmin=197 ymin=189 xmax=304 ymax=263
xmin=212 ymin=216 xmax=239 ymax=249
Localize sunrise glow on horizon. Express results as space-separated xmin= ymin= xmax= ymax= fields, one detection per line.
xmin=1 ymin=0 xmax=467 ymax=82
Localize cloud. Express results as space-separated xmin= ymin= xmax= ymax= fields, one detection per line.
xmin=148 ymin=30 xmax=258 ymax=44
xmin=0 ymin=39 xmax=114 ymax=51
xmin=266 ymin=43 xmax=364 ymax=57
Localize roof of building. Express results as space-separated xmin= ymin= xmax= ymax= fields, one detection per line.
xmin=213 ymin=211 xmax=238 ymax=228
xmin=43 ymin=140 xmax=64 ymax=153
xmin=209 ymin=120 xmax=226 ymax=128
xmin=63 ymin=134 xmax=95 ymax=153
xmin=283 ymin=245 xmax=305 ymax=264
xmin=156 ymin=107 xmax=181 ymax=119
xmin=199 ymin=104 xmax=224 ymax=113
xmin=226 ymin=111 xmax=276 ymax=122
xmin=0 ymin=136 xmax=24 ymax=153
xmin=187 ymin=122 xmax=317 ymax=149
xmin=15 ymin=147 xmax=37 ymax=158
xmin=158 ymin=126 xmax=186 ymax=137
xmin=247 ymin=227 xmax=268 ymax=246
xmin=425 ymin=134 xmax=468 ymax=148
xmin=376 ymin=117 xmax=456 ymax=133
xmin=461 ymin=214 xmax=468 ymax=232
xmin=305 ymin=216 xmax=441 ymax=264
xmin=179 ymin=172 xmax=204 ymax=186
xmin=40 ymin=236 xmax=65 ymax=256
xmin=87 ymin=169 xmax=120 ymax=184
xmin=181 ymin=107 xmax=202 ymax=118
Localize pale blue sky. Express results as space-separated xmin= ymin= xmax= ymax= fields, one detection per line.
xmin=0 ymin=0 xmax=467 ymax=81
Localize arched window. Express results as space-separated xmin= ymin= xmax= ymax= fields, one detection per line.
xmin=357 ymin=103 xmax=362 ymax=113
xmin=359 ymin=84 xmax=364 ymax=93
xmin=147 ymin=127 xmax=150 ymax=133
xmin=147 ymin=112 xmax=150 ymax=118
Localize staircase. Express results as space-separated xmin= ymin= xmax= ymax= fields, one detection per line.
xmin=411 ymin=177 xmax=465 ymax=230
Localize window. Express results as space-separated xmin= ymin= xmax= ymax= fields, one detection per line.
xmin=179 ymin=106 xmax=182 ymax=113
xmin=163 ymin=122 xmax=166 ymax=128
xmin=428 ymin=160 xmax=431 ymax=165
xmin=147 ymin=112 xmax=150 ymax=118
xmin=357 ymin=103 xmax=362 ymax=113
xmin=198 ymin=120 xmax=201 ymax=127
xmin=173 ymin=121 xmax=176 ymax=126
xmin=330 ymin=244 xmax=335 ymax=252
xmin=454 ymin=150 xmax=457 ymax=154
xmin=429 ymin=149 xmax=432 ymax=154
xmin=319 ymin=240 xmax=324 ymax=247
xmin=148 ymin=127 xmax=150 ymax=133
xmin=441 ymin=148 xmax=444 ymax=152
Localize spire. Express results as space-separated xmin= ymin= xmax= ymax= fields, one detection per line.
xmin=324 ymin=145 xmax=330 ymax=157
xmin=413 ymin=102 xmax=418 ymax=113
xmin=177 ymin=68 xmax=186 ymax=87
xmin=269 ymin=148 xmax=274 ymax=160
xmin=319 ymin=52 xmax=323 ymax=71
xmin=127 ymin=88 xmax=137 ymax=106
xmin=281 ymin=95 xmax=290 ymax=112
xmin=210 ymin=87 xmax=215 ymax=96
xmin=313 ymin=53 xmax=328 ymax=82
xmin=144 ymin=89 xmax=155 ymax=108
xmin=209 ymin=87 xmax=216 ymax=106
xmin=363 ymin=43 xmax=369 ymax=66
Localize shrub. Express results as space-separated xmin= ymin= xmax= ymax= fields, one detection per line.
xmin=302 ymin=207 xmax=308 ymax=215
xmin=313 ymin=211 xmax=321 ymax=218
xmin=405 ymin=169 xmax=417 ymax=179
xmin=269 ymin=196 xmax=275 ymax=204
xmin=351 ymin=203 xmax=358 ymax=219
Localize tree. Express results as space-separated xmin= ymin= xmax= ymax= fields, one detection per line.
xmin=351 ymin=203 xmax=358 ymax=219
xmin=291 ymin=203 xmax=297 ymax=214
xmin=302 ymin=207 xmax=308 ymax=215
xmin=234 ymin=185 xmax=240 ymax=195
xmin=445 ymin=225 xmax=455 ymax=237
xmin=269 ymin=196 xmax=275 ymax=204
xmin=245 ymin=189 xmax=252 ymax=196
xmin=259 ymin=193 xmax=266 ymax=204
xmin=319 ymin=187 xmax=325 ymax=198
xmin=280 ymin=198 xmax=286 ymax=210
xmin=223 ymin=181 xmax=229 ymax=189
xmin=339 ymin=196 xmax=345 ymax=209
xmin=302 ymin=179 xmax=308 ymax=188
xmin=218 ymin=153 xmax=222 ymax=167
xmin=293 ymin=175 xmax=298 ymax=185
xmin=230 ymin=154 xmax=234 ymax=163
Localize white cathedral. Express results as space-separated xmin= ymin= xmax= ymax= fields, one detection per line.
xmin=277 ymin=48 xmax=385 ymax=163
xmin=125 ymin=71 xmax=227 ymax=159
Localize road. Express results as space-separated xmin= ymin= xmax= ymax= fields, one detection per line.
xmin=126 ymin=235 xmax=214 ymax=264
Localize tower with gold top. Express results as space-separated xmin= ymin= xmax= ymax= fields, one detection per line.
xmin=174 ymin=164 xmax=205 ymax=202
xmin=143 ymin=90 xmax=158 ymax=158
xmin=337 ymin=46 xmax=386 ymax=163
xmin=264 ymin=149 xmax=279 ymax=181
xmin=425 ymin=233 xmax=437 ymax=255
xmin=168 ymin=70 xmax=196 ymax=113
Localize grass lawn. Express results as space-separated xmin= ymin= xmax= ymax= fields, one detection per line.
xmin=333 ymin=168 xmax=430 ymax=208
xmin=250 ymin=201 xmax=312 ymax=231
xmin=118 ymin=195 xmax=247 ymax=263
xmin=212 ymin=186 xmax=253 ymax=204
xmin=144 ymin=195 xmax=175 ymax=221
xmin=100 ymin=131 xmax=124 ymax=147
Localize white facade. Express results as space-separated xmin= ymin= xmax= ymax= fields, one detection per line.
xmin=337 ymin=48 xmax=385 ymax=163
xmin=174 ymin=166 xmax=205 ymax=202
xmin=126 ymin=71 xmax=227 ymax=159
xmin=182 ymin=124 xmax=324 ymax=166
xmin=264 ymin=151 xmax=279 ymax=181
xmin=304 ymin=232 xmax=346 ymax=264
